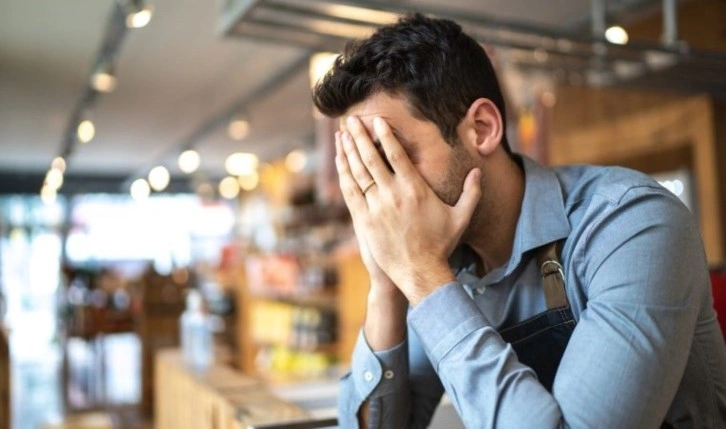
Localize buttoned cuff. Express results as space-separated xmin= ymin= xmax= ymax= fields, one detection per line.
xmin=350 ymin=330 xmax=409 ymax=399
xmin=408 ymin=282 xmax=491 ymax=370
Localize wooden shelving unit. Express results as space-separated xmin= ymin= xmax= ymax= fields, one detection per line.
xmin=222 ymin=250 xmax=369 ymax=380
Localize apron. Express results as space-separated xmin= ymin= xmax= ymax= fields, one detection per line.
xmin=499 ymin=241 xmax=575 ymax=392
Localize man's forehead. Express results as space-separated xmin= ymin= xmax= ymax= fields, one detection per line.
xmin=337 ymin=114 xmax=380 ymax=129
xmin=337 ymin=117 xmax=413 ymax=152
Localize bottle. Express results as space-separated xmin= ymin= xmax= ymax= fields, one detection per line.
xmin=180 ymin=289 xmax=213 ymax=372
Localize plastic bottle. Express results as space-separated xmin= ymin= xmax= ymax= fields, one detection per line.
xmin=180 ymin=289 xmax=213 ymax=372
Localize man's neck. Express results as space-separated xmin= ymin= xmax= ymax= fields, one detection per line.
xmin=465 ymin=154 xmax=525 ymax=277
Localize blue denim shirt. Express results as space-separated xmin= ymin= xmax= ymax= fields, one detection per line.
xmin=338 ymin=156 xmax=726 ymax=428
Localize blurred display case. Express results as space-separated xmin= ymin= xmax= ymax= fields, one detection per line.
xmin=219 ymin=239 xmax=368 ymax=383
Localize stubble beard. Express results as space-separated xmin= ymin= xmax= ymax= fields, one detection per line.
xmin=434 ymin=144 xmax=486 ymax=246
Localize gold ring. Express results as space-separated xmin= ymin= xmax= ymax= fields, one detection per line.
xmin=361 ymin=180 xmax=376 ymax=194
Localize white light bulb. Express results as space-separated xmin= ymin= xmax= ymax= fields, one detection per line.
xmin=309 ymin=52 xmax=339 ymax=89
xmin=91 ymin=72 xmax=117 ymax=93
xmin=126 ymin=6 xmax=153 ymax=28
xmin=148 ymin=166 xmax=170 ymax=191
xmin=219 ymin=176 xmax=240 ymax=199
xmin=51 ymin=157 xmax=66 ymax=173
xmin=130 ymin=178 xmax=151 ymax=201
xmin=45 ymin=168 xmax=64 ymax=190
xmin=77 ymin=119 xmax=95 ymax=143
xmin=40 ymin=185 xmax=57 ymax=205
xmin=285 ymin=149 xmax=308 ymax=173
xmin=605 ymin=26 xmax=629 ymax=45
xmin=238 ymin=171 xmax=259 ymax=191
xmin=228 ymin=118 xmax=250 ymax=141
xmin=225 ymin=152 xmax=258 ymax=176
xmin=178 ymin=150 xmax=200 ymax=174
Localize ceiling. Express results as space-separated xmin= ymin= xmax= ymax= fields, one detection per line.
xmin=0 ymin=0 xmax=691 ymax=194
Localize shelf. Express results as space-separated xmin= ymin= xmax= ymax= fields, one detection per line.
xmin=252 ymin=340 xmax=338 ymax=355
xmin=247 ymin=290 xmax=337 ymax=310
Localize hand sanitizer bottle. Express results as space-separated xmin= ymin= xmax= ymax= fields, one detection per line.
xmin=180 ymin=289 xmax=213 ymax=372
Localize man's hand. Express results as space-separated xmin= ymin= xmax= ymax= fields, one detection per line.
xmin=335 ymin=130 xmax=398 ymax=293
xmin=335 ymin=116 xmax=481 ymax=306
xmin=335 ymin=129 xmax=407 ymax=354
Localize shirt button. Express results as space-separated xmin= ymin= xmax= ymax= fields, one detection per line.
xmin=384 ymin=370 xmax=394 ymax=380
xmin=363 ymin=371 xmax=373 ymax=382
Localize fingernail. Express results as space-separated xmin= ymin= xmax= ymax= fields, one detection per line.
xmin=342 ymin=132 xmax=352 ymax=148
xmin=347 ymin=116 xmax=356 ymax=126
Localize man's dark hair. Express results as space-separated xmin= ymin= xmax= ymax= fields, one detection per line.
xmin=312 ymin=13 xmax=510 ymax=152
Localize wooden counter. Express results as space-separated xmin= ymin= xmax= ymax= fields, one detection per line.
xmin=154 ymin=349 xmax=338 ymax=429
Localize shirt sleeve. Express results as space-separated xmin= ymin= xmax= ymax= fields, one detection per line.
xmin=407 ymin=187 xmax=708 ymax=428
xmin=337 ymin=329 xmax=445 ymax=428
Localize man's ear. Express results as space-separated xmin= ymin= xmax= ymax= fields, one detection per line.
xmin=459 ymin=98 xmax=504 ymax=157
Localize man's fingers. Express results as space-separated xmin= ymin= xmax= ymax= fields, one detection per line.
xmin=335 ymin=131 xmax=368 ymax=214
xmin=453 ymin=167 xmax=482 ymax=228
xmin=346 ymin=116 xmax=392 ymax=186
xmin=372 ymin=117 xmax=418 ymax=179
xmin=341 ymin=131 xmax=377 ymax=195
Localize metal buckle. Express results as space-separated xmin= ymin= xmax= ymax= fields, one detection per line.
xmin=541 ymin=260 xmax=565 ymax=282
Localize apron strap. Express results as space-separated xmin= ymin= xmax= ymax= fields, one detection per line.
xmin=536 ymin=241 xmax=569 ymax=310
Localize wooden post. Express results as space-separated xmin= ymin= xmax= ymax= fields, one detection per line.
xmin=0 ymin=327 xmax=10 ymax=429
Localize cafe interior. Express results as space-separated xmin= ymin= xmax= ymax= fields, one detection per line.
xmin=1 ymin=0 xmax=725 ymax=428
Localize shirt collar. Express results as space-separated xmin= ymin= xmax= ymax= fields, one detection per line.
xmin=450 ymin=155 xmax=571 ymax=283
xmin=513 ymin=155 xmax=571 ymax=258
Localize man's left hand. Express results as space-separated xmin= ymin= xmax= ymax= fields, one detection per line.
xmin=335 ymin=116 xmax=481 ymax=306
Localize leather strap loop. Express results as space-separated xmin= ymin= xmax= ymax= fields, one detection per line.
xmin=537 ymin=241 xmax=569 ymax=310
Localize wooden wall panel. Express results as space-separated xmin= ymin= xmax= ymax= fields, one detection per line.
xmin=550 ymin=86 xmax=724 ymax=265
xmin=336 ymin=253 xmax=369 ymax=368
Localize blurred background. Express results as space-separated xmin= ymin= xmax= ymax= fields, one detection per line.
xmin=0 ymin=0 xmax=725 ymax=428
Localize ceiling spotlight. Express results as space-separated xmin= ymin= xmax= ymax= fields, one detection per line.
xmin=219 ymin=176 xmax=240 ymax=200
xmin=126 ymin=4 xmax=153 ymax=29
xmin=130 ymin=178 xmax=151 ymax=200
xmin=148 ymin=165 xmax=170 ymax=191
xmin=51 ymin=157 xmax=66 ymax=173
xmin=285 ymin=149 xmax=308 ymax=173
xmin=77 ymin=119 xmax=95 ymax=143
xmin=91 ymin=60 xmax=117 ymax=93
xmin=45 ymin=168 xmax=64 ymax=190
xmin=605 ymin=26 xmax=629 ymax=45
xmin=225 ymin=152 xmax=258 ymax=176
xmin=40 ymin=185 xmax=57 ymax=205
xmin=227 ymin=115 xmax=250 ymax=141
xmin=309 ymin=52 xmax=340 ymax=89
xmin=178 ymin=150 xmax=200 ymax=174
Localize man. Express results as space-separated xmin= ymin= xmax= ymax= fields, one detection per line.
xmin=312 ymin=14 xmax=726 ymax=428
